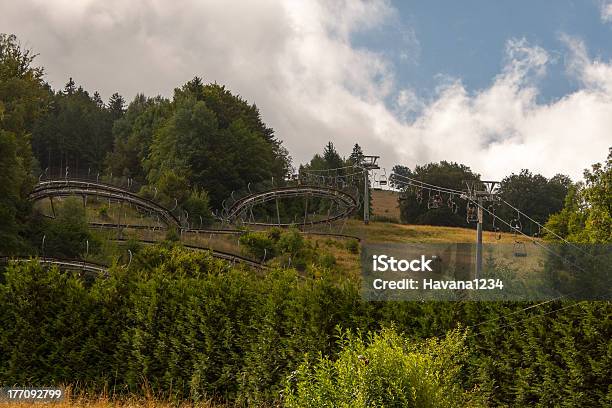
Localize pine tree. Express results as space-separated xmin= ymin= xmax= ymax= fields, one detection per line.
xmin=348 ymin=143 xmax=364 ymax=165
xmin=323 ymin=141 xmax=343 ymax=169
xmin=108 ymin=92 xmax=125 ymax=120
xmin=92 ymin=91 xmax=104 ymax=108
xmin=64 ymin=77 xmax=76 ymax=95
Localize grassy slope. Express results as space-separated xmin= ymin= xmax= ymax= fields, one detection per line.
xmin=371 ymin=188 xmax=401 ymax=221
xmin=34 ymin=192 xmax=542 ymax=277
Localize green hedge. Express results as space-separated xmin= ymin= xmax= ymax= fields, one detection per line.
xmin=0 ymin=245 xmax=610 ymax=406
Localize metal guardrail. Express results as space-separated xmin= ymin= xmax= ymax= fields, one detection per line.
xmin=110 ymin=238 xmax=268 ymax=270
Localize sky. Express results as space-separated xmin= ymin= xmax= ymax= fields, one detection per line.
xmin=1 ymin=0 xmax=611 ymax=181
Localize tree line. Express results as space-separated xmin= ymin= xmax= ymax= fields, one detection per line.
xmin=0 ymin=34 xmax=291 ymax=254
xmin=391 ymin=161 xmax=572 ymax=234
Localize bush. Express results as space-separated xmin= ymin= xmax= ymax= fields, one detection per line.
xmin=345 ymin=239 xmax=359 ymax=254
xmin=239 ymin=231 xmax=276 ymax=260
xmin=165 ymin=226 xmax=180 ymax=242
xmin=1 ymin=246 xmax=610 ymax=406
xmin=42 ymin=197 xmax=96 ymax=258
xmin=318 ymin=253 xmax=336 ymax=268
xmin=283 ymin=327 xmax=479 ymax=408
xmin=277 ymin=228 xmax=305 ymax=256
xmin=240 ymin=228 xmax=306 ymax=262
xmin=183 ymin=188 xmax=214 ymax=227
xmin=98 ymin=205 xmax=109 ymax=218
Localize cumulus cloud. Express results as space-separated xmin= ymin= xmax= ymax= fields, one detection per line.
xmin=601 ymin=1 xmax=612 ymax=23
xmin=390 ymin=36 xmax=612 ymax=181
xmin=1 ymin=0 xmax=610 ymax=181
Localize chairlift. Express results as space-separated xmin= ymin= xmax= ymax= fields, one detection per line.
xmin=415 ymin=188 xmax=423 ymax=204
xmin=490 ymin=206 xmax=502 ymax=240
xmin=427 ymin=191 xmax=443 ymax=209
xmin=533 ymin=225 xmax=542 ymax=238
xmin=513 ymin=241 xmax=527 ymax=257
xmin=510 ymin=211 xmax=522 ymax=232
xmin=379 ymin=168 xmax=388 ymax=186
xmin=466 ymin=202 xmax=478 ymax=223
xmin=447 ymin=194 xmax=457 ymax=213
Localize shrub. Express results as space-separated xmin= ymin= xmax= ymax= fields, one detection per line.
xmin=370 ymin=215 xmax=399 ymax=223
xmin=277 ymin=228 xmax=305 ymax=257
xmin=283 ymin=327 xmax=479 ymax=408
xmin=98 ymin=205 xmax=109 ymax=218
xmin=165 ymin=226 xmax=180 ymax=242
xmin=42 ymin=197 xmax=95 ymax=258
xmin=345 ymin=239 xmax=359 ymax=254
xmin=239 ymin=231 xmax=276 ymax=260
xmin=183 ymin=188 xmax=214 ymax=227
xmin=317 ymin=253 xmax=336 ymax=269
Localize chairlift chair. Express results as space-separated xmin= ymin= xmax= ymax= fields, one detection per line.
xmin=379 ymin=168 xmax=388 ymax=186
xmin=510 ymin=218 xmax=522 ymax=232
xmin=415 ymin=188 xmax=423 ymax=204
xmin=427 ymin=194 xmax=442 ymax=209
xmin=433 ymin=193 xmax=443 ymax=208
xmin=466 ymin=203 xmax=478 ymax=223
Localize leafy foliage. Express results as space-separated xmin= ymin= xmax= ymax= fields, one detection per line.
xmin=394 ymin=161 xmax=480 ymax=227
xmin=545 ymin=149 xmax=611 ymax=243
xmin=283 ymin=327 xmax=479 ymax=408
xmin=497 ymin=170 xmax=571 ymax=236
xmin=0 ymin=33 xmax=49 ymax=253
xmin=143 ymin=78 xmax=291 ymax=208
xmin=0 ymin=245 xmax=610 ymax=406
xmin=239 ymin=227 xmax=337 ymax=271
xmin=36 ymin=197 xmax=99 ymax=258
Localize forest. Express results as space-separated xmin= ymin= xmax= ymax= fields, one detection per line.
xmin=0 ymin=32 xmax=611 ymax=407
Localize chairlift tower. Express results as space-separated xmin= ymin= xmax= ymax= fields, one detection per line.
xmin=360 ymin=155 xmax=380 ymax=224
xmin=462 ymin=180 xmax=500 ymax=279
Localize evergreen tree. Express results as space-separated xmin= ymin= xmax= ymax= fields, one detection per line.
xmin=32 ymin=81 xmax=114 ymax=175
xmin=92 ymin=91 xmax=104 ymax=108
xmin=348 ymin=143 xmax=364 ymax=165
xmin=323 ymin=141 xmax=343 ymax=169
xmin=108 ymin=92 xmax=125 ymax=120
xmin=63 ymin=77 xmax=76 ymax=95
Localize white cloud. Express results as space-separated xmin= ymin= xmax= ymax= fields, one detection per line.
xmin=1 ymin=0 xmax=610 ymax=181
xmin=601 ymin=1 xmax=612 ymax=23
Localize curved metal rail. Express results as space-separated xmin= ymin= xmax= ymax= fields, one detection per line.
xmin=225 ymin=185 xmax=358 ymax=227
xmin=1 ymin=257 xmax=108 ymax=275
xmin=30 ymin=180 xmax=179 ymax=226
xmin=111 ymin=238 xmax=268 ymax=270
